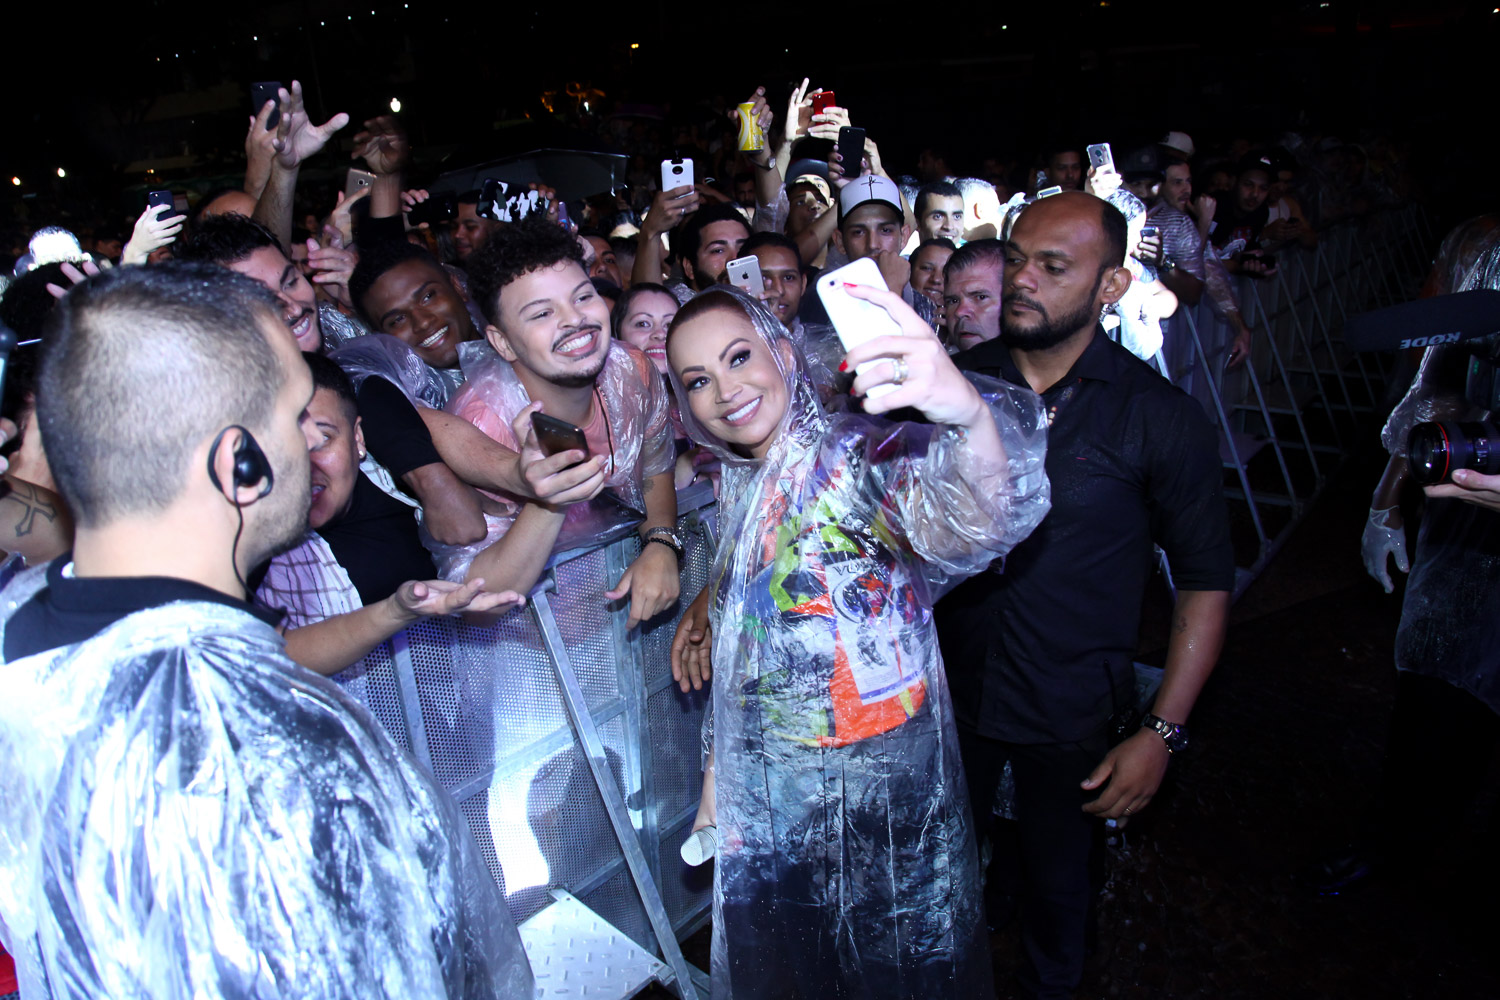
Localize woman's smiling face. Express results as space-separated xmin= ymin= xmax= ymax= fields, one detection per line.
xmin=668 ymin=305 xmax=790 ymax=460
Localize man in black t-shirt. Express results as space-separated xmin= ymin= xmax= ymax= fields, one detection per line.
xmin=938 ymin=192 xmax=1234 ymax=1000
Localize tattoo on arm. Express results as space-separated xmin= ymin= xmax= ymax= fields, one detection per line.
xmin=1174 ymin=614 xmax=1189 ymax=635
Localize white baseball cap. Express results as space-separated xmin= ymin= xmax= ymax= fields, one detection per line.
xmin=838 ymin=174 xmax=903 ymax=220
xmin=1160 ymin=131 xmax=1196 ymax=158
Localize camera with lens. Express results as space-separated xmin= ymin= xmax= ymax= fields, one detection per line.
xmin=1407 ymin=333 xmax=1500 ymax=485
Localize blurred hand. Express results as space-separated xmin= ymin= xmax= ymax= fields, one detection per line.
xmin=307 ymin=226 xmax=358 ymax=310
xmin=272 ymin=80 xmax=349 ymax=170
xmin=644 ymin=185 xmax=700 ymax=237
xmin=1132 ymin=232 xmax=1164 ymax=269
xmin=244 ymin=99 xmax=279 ymax=194
xmin=327 ymin=186 xmax=370 ymax=247
xmin=350 ymin=114 xmax=410 ymax=176
xmin=121 ymin=204 xmax=185 ymax=266
xmin=1191 ymin=193 xmax=1217 ymax=223
xmin=45 ymin=258 xmax=102 ymax=300
xmin=785 ymin=78 xmax=813 ymax=145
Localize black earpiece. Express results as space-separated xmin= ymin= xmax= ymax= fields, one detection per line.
xmin=207 ymin=425 xmax=273 ymax=501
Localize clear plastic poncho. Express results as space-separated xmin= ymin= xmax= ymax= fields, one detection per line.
xmin=0 ymin=596 xmax=535 ymax=999
xmin=1380 ymin=219 xmax=1500 ymax=454
xmin=429 ymin=339 xmax=674 ymax=581
xmin=331 ymin=331 xmax=469 ymax=410
xmin=667 ymin=287 xmax=1051 ymax=999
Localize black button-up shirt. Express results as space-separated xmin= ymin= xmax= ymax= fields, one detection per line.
xmin=938 ymin=329 xmax=1234 ymax=744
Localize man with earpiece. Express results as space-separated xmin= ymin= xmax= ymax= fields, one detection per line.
xmin=0 ymin=262 xmax=535 ymax=999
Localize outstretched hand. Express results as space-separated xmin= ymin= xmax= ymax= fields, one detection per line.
xmin=670 ymin=587 xmax=713 ymax=692
xmin=272 ymin=80 xmax=349 ymax=170
xmin=394 ymin=577 xmax=526 ymax=619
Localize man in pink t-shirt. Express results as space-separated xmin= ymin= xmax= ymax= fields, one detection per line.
xmin=432 ymin=216 xmax=681 ymax=629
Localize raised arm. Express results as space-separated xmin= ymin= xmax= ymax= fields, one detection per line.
xmin=252 ymin=81 xmax=350 ymax=251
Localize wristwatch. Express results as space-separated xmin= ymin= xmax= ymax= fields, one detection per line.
xmin=1158 ymin=255 xmax=1179 ymax=276
xmin=1141 ymin=714 xmax=1189 ymax=754
xmin=643 ymin=526 xmax=685 ymax=561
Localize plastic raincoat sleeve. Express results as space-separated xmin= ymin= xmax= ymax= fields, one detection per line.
xmin=0 ymin=601 xmax=534 ymax=999
xmin=425 ymin=342 xmax=671 ymax=582
xmin=331 ymin=332 xmax=460 ymax=411
xmin=870 ymin=372 xmax=1051 ymax=594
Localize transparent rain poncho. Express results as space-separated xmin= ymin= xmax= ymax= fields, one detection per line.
xmin=1381 ymin=219 xmax=1500 ymax=453
xmin=331 ymin=331 xmax=470 ymax=410
xmin=667 ymin=287 xmax=1051 ymax=999
xmin=0 ymin=595 xmax=535 ymax=999
xmin=429 ymin=339 xmax=674 ymax=581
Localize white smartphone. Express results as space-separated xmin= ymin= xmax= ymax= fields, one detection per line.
xmin=1086 ymin=142 xmax=1115 ymax=174
xmin=726 ymin=255 xmax=764 ymax=295
xmin=816 ymin=257 xmax=903 ymax=398
xmin=661 ymin=157 xmax=694 ymax=193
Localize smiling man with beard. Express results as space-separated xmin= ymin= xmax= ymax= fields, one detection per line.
xmin=937 ymin=191 xmax=1234 ymax=1000
xmin=431 ymin=216 xmax=680 ymax=629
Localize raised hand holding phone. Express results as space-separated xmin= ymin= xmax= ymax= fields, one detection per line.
xmin=817 ymin=257 xmax=903 ymax=398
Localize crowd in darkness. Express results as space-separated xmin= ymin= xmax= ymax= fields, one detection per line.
xmin=0 ymin=68 xmax=1488 ymax=1000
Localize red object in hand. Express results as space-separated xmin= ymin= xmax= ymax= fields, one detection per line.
xmin=812 ymin=91 xmax=836 ymax=115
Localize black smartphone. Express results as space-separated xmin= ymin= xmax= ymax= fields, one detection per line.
xmin=250 ymin=81 xmax=281 ymax=130
xmin=531 ymin=412 xmax=589 ymax=462
xmin=406 ymin=193 xmax=457 ymax=227
xmin=836 ymin=127 xmax=866 ymax=179
xmin=146 ymin=189 xmax=182 ymax=221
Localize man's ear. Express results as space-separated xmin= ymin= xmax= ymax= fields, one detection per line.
xmin=830 ymin=228 xmax=845 ymax=255
xmin=486 ymin=323 xmax=517 ymax=361
xmin=680 ymin=255 xmax=697 ymax=285
xmin=352 ymin=416 xmax=366 ymax=461
xmin=1099 ymin=265 xmax=1133 ymax=307
xmin=901 ymin=223 xmax=912 ymax=246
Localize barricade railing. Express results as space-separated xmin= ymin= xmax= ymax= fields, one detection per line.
xmin=333 ymin=480 xmax=721 ymax=998
xmin=1159 ymin=205 xmax=1429 ymax=593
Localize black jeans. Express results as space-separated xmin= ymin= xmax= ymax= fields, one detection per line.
xmin=958 ymin=727 xmax=1109 ymax=1000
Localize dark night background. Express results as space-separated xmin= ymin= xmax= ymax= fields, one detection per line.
xmin=2 ymin=0 xmax=1496 ymax=235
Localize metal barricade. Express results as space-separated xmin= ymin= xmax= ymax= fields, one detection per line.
xmin=1158 ymin=206 xmax=1429 ymax=592
xmin=335 ymin=480 xmax=720 ymax=997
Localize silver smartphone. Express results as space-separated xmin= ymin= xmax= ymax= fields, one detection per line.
xmin=726 ymin=255 xmax=764 ymax=295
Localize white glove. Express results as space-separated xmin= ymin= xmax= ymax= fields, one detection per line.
xmin=1361 ymin=506 xmax=1409 ymax=594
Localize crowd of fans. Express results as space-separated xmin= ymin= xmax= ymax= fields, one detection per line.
xmin=0 ymin=73 xmax=1438 ymax=1000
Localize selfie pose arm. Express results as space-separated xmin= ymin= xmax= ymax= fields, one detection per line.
xmin=841 ymin=283 xmax=1051 ymax=565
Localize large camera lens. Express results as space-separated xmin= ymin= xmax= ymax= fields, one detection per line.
xmin=1408 ymin=420 xmax=1500 ymax=485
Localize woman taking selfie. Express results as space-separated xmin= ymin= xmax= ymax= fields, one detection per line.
xmin=666 ymin=284 xmax=1050 ymax=998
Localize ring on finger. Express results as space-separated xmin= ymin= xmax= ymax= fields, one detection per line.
xmin=890 ymin=357 xmax=909 ymax=385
